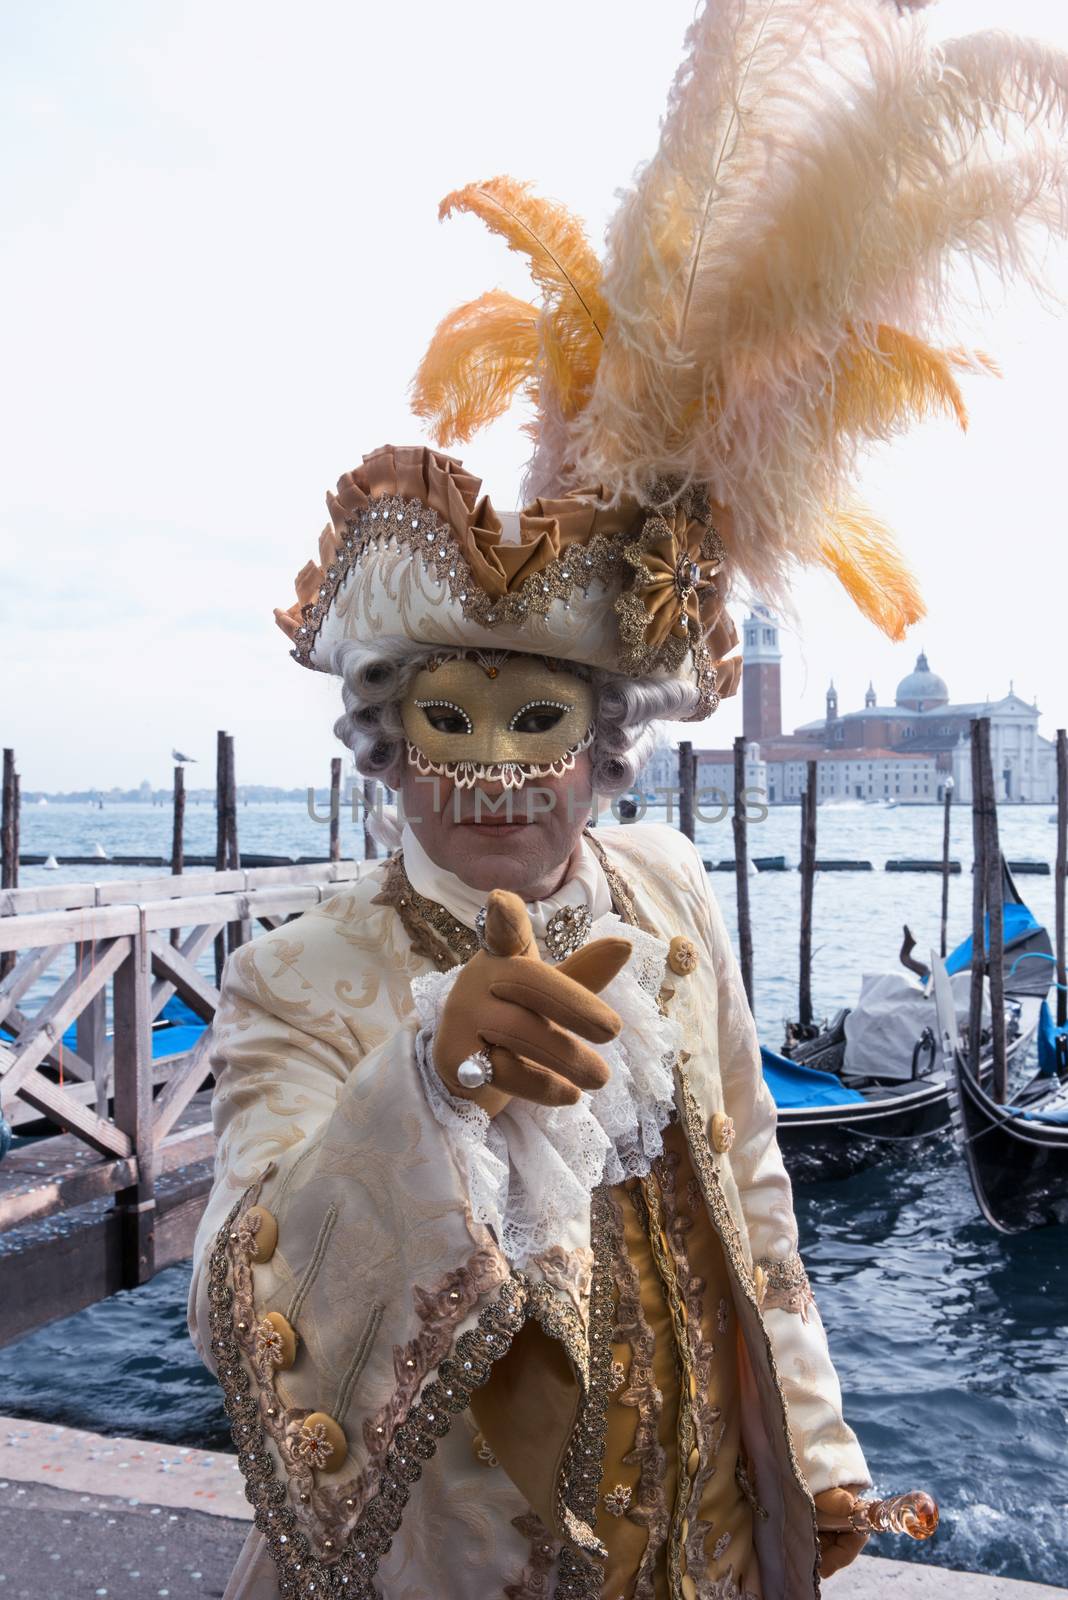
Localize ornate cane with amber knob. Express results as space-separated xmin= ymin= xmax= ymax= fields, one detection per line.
xmin=823 ymin=1490 xmax=939 ymax=1541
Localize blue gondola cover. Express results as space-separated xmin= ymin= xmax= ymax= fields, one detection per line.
xmin=945 ymin=903 xmax=1042 ymax=975
xmin=760 ymin=1046 xmax=866 ymax=1109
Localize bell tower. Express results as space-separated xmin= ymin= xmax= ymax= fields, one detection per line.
xmin=742 ymin=606 xmax=782 ymax=744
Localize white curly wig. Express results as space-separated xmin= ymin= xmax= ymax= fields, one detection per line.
xmin=330 ymin=637 xmax=696 ymax=798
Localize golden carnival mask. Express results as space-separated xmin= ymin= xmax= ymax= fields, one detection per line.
xmin=401 ymin=651 xmax=595 ymax=790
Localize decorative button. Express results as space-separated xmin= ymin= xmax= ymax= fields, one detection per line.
xmin=688 ymin=1372 xmax=698 ymax=1401
xmin=710 ymin=1112 xmax=735 ymax=1154
xmin=667 ymin=936 xmax=699 ymax=976
xmin=254 ymin=1311 xmax=298 ymax=1371
xmin=753 ymin=1265 xmax=768 ymax=1307
xmin=239 ymin=1205 xmax=278 ymax=1264
xmin=681 ymin=1577 xmax=699 ymax=1600
xmin=298 ymin=1411 xmax=348 ymax=1473
xmin=687 ymin=1446 xmax=700 ymax=1476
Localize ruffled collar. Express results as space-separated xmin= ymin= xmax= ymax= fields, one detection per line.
xmin=399 ymin=823 xmax=612 ymax=954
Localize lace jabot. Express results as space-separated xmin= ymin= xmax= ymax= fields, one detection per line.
xmin=405 ymin=828 xmax=681 ymax=1267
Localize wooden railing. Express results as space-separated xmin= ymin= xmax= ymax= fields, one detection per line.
xmin=0 ymin=861 xmax=365 ymax=1340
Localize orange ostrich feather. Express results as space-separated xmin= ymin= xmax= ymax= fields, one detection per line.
xmin=427 ymin=178 xmax=608 ymax=430
xmin=831 ymin=324 xmax=996 ymax=438
xmin=411 ymin=290 xmax=540 ymax=446
xmin=818 ymin=503 xmax=926 ymax=642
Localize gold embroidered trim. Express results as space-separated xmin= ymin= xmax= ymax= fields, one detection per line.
xmin=584 ymin=833 xmax=643 ymax=931
xmin=208 ymin=1190 xmax=529 ymax=1597
xmin=735 ymin=1455 xmax=769 ymax=1523
xmin=370 ymin=850 xmax=476 ymax=971
xmin=529 ymin=1244 xmax=594 ymax=1310
xmin=633 ymin=1174 xmax=699 ymax=1600
xmin=553 ymin=1185 xmax=616 ymax=1598
xmin=507 ymin=1510 xmax=560 ymax=1599
xmin=697 ymin=1567 xmax=764 ymax=1600
xmin=522 ymin=1275 xmax=590 ymax=1394
xmin=675 ymin=1069 xmax=822 ymax=1597
xmin=755 ymin=1251 xmax=816 ymax=1322
xmin=657 ymin=1147 xmax=731 ymax=1582
xmin=611 ymin=1187 xmax=669 ymax=1599
xmin=291 ymin=492 xmax=636 ymax=672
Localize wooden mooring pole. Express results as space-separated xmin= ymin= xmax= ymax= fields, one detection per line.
xmin=329 ymin=758 xmax=342 ymax=864
xmin=171 ymin=764 xmax=186 ymax=875
xmin=678 ymin=741 xmax=696 ymax=844
xmin=968 ymin=721 xmax=986 ymax=1077
xmin=979 ymin=720 xmax=1006 ymax=1103
xmin=1056 ymin=728 xmax=1067 ymax=1030
xmin=222 ymin=733 xmax=244 ymax=957
xmin=214 ymin=732 xmax=228 ymax=985
xmin=1 ymin=749 xmax=19 ymax=980
xmin=112 ymin=915 xmax=156 ymax=1287
xmin=940 ymin=777 xmax=954 ymax=959
xmin=798 ymin=760 xmax=818 ymax=1029
xmin=170 ymin=763 xmax=186 ymax=949
xmin=363 ymin=778 xmax=378 ymax=860
xmin=732 ymin=737 xmax=754 ymax=1008
xmin=213 ymin=733 xmax=242 ymax=980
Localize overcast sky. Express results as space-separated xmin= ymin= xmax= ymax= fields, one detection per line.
xmin=2 ymin=0 xmax=1067 ymax=791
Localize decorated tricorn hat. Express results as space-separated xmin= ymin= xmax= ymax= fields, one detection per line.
xmin=274 ymin=443 xmax=740 ymax=721
xmin=277 ymin=0 xmax=1068 ymax=718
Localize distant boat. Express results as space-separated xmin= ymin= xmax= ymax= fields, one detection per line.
xmin=92 ymin=843 xmax=109 ymax=860
xmin=44 ymin=855 xmax=59 ymax=871
xmin=36 ymin=797 xmax=47 ymax=806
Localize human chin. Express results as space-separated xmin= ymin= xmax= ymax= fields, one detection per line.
xmin=443 ymin=807 xmax=551 ymax=889
xmin=447 ymin=826 xmax=550 ymax=891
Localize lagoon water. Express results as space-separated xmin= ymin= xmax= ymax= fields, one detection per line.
xmin=3 ymin=799 xmax=1066 ymax=1583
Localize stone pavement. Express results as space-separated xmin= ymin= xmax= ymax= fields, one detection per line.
xmin=1 ymin=1416 xmax=1065 ymax=1600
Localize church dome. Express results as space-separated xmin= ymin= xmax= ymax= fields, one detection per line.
xmin=895 ymin=651 xmax=948 ymax=711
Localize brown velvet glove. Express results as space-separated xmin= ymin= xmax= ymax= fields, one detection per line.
xmin=433 ymin=889 xmax=632 ymax=1115
xmin=814 ymin=1485 xmax=870 ymax=1577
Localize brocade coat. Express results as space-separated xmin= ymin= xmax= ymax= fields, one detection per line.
xmin=188 ymin=823 xmax=870 ymax=1599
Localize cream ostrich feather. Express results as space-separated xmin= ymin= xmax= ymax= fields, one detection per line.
xmin=413 ymin=0 xmax=1068 ymax=638
xmin=556 ymin=0 xmax=1068 ymax=618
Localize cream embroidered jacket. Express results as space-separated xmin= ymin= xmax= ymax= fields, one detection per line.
xmin=188 ymin=823 xmax=870 ymax=1600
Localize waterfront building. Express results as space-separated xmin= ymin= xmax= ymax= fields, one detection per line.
xmin=637 ymin=610 xmax=1057 ymax=804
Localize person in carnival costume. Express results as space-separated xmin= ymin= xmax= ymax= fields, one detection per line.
xmin=189 ymin=1 xmax=1068 ymax=1594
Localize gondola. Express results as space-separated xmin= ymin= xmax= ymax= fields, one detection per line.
xmin=767 ymin=860 xmax=1053 ymax=1180
xmin=934 ymin=956 xmax=1068 ymax=1233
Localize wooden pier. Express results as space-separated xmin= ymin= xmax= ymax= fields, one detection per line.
xmin=0 ymin=859 xmax=364 ymax=1345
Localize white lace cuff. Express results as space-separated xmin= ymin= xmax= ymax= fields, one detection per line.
xmin=410 ymin=913 xmax=681 ymax=1268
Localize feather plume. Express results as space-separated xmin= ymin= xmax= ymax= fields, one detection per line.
xmin=410 ymin=2 xmax=1068 ymax=642
xmin=410 ymin=290 xmax=539 ymax=446
xmin=438 ymin=178 xmax=607 ymax=420
xmin=831 ymin=325 xmax=977 ymax=437
xmin=551 ymin=0 xmax=1068 ymax=626
xmin=818 ymin=503 xmax=925 ymax=641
